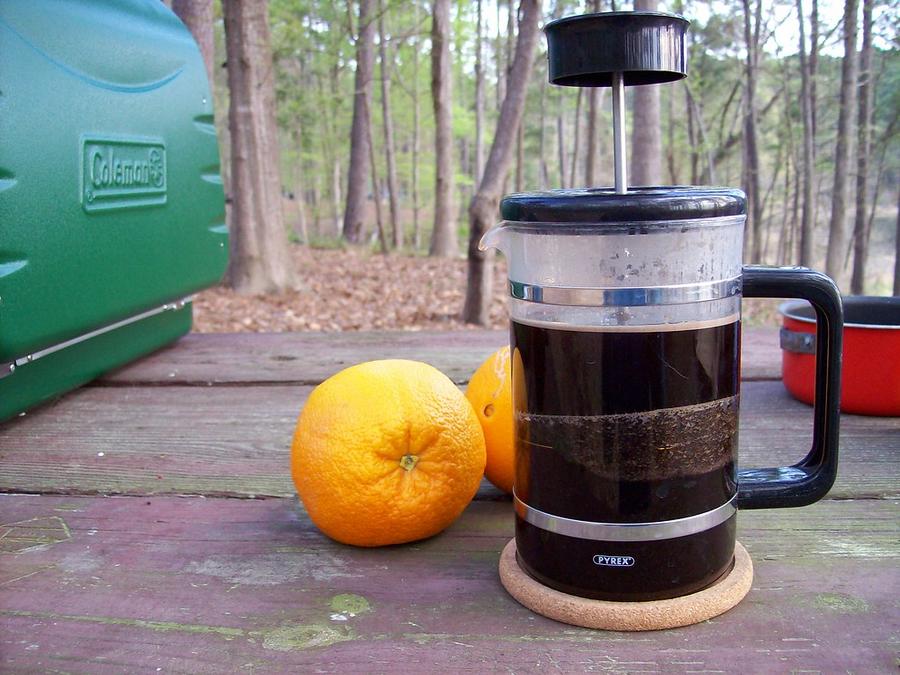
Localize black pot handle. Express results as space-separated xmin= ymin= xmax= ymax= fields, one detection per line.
xmin=738 ymin=265 xmax=843 ymax=509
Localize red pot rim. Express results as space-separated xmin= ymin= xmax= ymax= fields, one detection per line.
xmin=778 ymin=296 xmax=900 ymax=331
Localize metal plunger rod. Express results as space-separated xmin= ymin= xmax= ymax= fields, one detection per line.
xmin=611 ymin=71 xmax=627 ymax=194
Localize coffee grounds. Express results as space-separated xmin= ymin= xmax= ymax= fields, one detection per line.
xmin=516 ymin=394 xmax=739 ymax=482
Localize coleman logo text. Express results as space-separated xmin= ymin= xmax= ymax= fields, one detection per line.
xmin=82 ymin=136 xmax=167 ymax=212
xmin=593 ymin=555 xmax=635 ymax=567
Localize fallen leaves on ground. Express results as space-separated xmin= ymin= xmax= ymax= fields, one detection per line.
xmin=193 ymin=246 xmax=509 ymax=332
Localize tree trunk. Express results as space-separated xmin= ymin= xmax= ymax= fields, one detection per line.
xmin=331 ymin=159 xmax=342 ymax=237
xmin=377 ymin=0 xmax=402 ymax=249
xmin=343 ymin=0 xmax=376 ymax=244
xmin=685 ymin=83 xmax=698 ymax=183
xmin=222 ymin=0 xmax=297 ymax=294
xmin=172 ymin=0 xmax=215 ymax=87
xmin=495 ymin=0 xmax=505 ymax=110
xmin=582 ymin=1 xmax=602 ymax=187
xmin=894 ymin=188 xmax=900 ymax=296
xmin=684 ymin=84 xmax=715 ymax=184
xmin=569 ymin=88 xmax=583 ymax=187
xmin=790 ymin=143 xmax=801 ymax=264
xmin=366 ymin=97 xmax=389 ymax=255
xmin=474 ymin=0 xmax=485 ymax=186
xmin=506 ymin=0 xmax=515 ymax=70
xmin=462 ymin=0 xmax=542 ymax=325
xmin=825 ymin=0 xmax=859 ymax=281
xmin=850 ymin=0 xmax=874 ymax=294
xmin=666 ymin=88 xmax=678 ymax=184
xmin=741 ymin=0 xmax=763 ymax=262
xmin=290 ymin=130 xmax=309 ymax=245
xmin=412 ymin=1 xmax=422 ymax=251
xmin=538 ymin=77 xmax=549 ymax=188
xmin=781 ymin=73 xmax=799 ymax=265
xmin=315 ymin=69 xmax=341 ymax=238
xmin=556 ymin=97 xmax=567 ymax=189
xmin=516 ymin=120 xmax=525 ymax=191
xmin=809 ymin=0 xmax=822 ymax=233
xmin=810 ymin=0 xmax=819 ymax=140
xmin=511 ymin=1 xmax=523 ymax=193
xmin=796 ymin=0 xmax=816 ymax=266
xmin=586 ymin=87 xmax=601 ymax=186
xmin=631 ymin=0 xmax=662 ymax=186
xmin=429 ymin=0 xmax=458 ymax=257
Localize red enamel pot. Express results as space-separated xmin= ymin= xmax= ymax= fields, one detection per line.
xmin=779 ymin=296 xmax=900 ymax=416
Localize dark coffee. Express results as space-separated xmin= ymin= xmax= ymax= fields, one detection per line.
xmin=511 ymin=317 xmax=740 ymax=601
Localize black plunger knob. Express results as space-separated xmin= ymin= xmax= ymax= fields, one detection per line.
xmin=545 ymin=11 xmax=689 ymax=87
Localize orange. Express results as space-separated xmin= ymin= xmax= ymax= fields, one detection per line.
xmin=290 ymin=359 xmax=486 ymax=547
xmin=465 ymin=347 xmax=515 ymax=494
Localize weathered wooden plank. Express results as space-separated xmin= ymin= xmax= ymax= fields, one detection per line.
xmin=100 ymin=330 xmax=510 ymax=386
xmin=98 ymin=327 xmax=782 ymax=385
xmin=2 ymin=381 xmax=896 ymax=500
xmin=1 ymin=494 xmax=897 ymax=672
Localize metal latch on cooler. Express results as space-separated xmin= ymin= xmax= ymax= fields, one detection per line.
xmin=0 ymin=297 xmax=193 ymax=379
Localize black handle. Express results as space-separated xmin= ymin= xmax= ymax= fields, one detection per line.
xmin=737 ymin=265 xmax=843 ymax=509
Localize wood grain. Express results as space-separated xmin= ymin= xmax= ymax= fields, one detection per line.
xmin=2 ymin=329 xmax=895 ymax=673
xmin=2 ymin=381 xmax=896 ymax=500
xmin=98 ymin=327 xmax=783 ymax=385
xmin=1 ymin=494 xmax=896 ymax=672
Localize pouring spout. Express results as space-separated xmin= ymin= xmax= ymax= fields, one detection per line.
xmin=478 ymin=224 xmax=507 ymax=253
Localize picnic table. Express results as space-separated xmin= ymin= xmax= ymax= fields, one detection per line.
xmin=1 ymin=327 xmax=897 ymax=672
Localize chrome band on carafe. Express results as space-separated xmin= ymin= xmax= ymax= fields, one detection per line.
xmin=509 ymin=276 xmax=742 ymax=307
xmin=513 ymin=492 xmax=737 ymax=542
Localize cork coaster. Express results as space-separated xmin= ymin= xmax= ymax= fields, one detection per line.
xmin=499 ymin=539 xmax=753 ymax=631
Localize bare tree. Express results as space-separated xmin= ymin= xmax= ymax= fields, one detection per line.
xmin=810 ymin=0 xmax=820 ymax=139
xmin=429 ymin=0 xmax=458 ymax=257
xmin=538 ymin=77 xmax=550 ymax=188
xmin=850 ymin=0 xmax=874 ymax=294
xmin=365 ymin=96 xmax=389 ymax=255
xmin=809 ymin=0 xmax=822 ymax=231
xmin=895 ymin=189 xmax=900 ymax=296
xmin=741 ymin=0 xmax=763 ymax=262
xmin=667 ymin=87 xmax=679 ymax=184
xmin=684 ymin=84 xmax=715 ymax=183
xmin=510 ymin=0 xmax=525 ymax=193
xmin=825 ymin=0 xmax=859 ymax=280
xmin=586 ymin=89 xmax=601 ymax=185
xmin=495 ymin=0 xmax=505 ymax=110
xmin=222 ymin=0 xmax=298 ymax=293
xmin=580 ymin=0 xmax=601 ymax=187
xmin=412 ymin=2 xmax=422 ymax=250
xmin=290 ymin=129 xmax=309 ymax=245
xmin=377 ymin=0 xmax=401 ymax=249
xmin=474 ymin=0 xmax=485 ymax=185
xmin=631 ymin=0 xmax=662 ymax=185
xmin=556 ymin=94 xmax=567 ymax=188
xmin=685 ymin=84 xmax=698 ymax=183
xmin=569 ymin=88 xmax=583 ymax=186
xmin=343 ymin=0 xmax=376 ymax=244
xmin=172 ymin=0 xmax=214 ymax=87
xmin=796 ymin=0 xmax=815 ymax=266
xmin=462 ymin=0 xmax=543 ymax=325
xmin=516 ymin=114 xmax=525 ymax=191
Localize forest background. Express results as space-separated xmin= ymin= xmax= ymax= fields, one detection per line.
xmin=169 ymin=0 xmax=899 ymax=332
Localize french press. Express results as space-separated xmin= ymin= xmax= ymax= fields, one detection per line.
xmin=483 ymin=12 xmax=843 ymax=602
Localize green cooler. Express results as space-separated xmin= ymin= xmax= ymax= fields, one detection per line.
xmin=0 ymin=0 xmax=228 ymax=422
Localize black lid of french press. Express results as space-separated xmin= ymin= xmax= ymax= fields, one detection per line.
xmin=545 ymin=12 xmax=689 ymax=87
xmin=500 ymin=186 xmax=746 ymax=224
